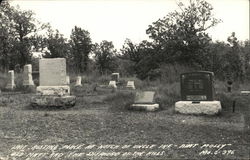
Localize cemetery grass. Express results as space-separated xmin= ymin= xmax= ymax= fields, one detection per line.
xmin=0 ymin=83 xmax=249 ymax=159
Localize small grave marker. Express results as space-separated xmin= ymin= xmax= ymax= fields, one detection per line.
xmin=23 ymin=64 xmax=34 ymax=86
xmin=126 ymin=81 xmax=135 ymax=89
xmin=131 ymin=91 xmax=159 ymax=111
xmin=5 ymin=70 xmax=15 ymax=90
xmin=75 ymin=76 xmax=82 ymax=86
xmin=108 ymin=81 xmax=117 ymax=89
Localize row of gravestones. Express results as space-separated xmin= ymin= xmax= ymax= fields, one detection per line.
xmin=108 ymin=73 xmax=135 ymax=89
xmin=1 ymin=58 xmax=245 ymax=115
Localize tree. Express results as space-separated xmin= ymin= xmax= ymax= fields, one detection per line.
xmin=0 ymin=0 xmax=47 ymax=70
xmin=70 ymin=26 xmax=92 ymax=73
xmin=146 ymin=0 xmax=221 ymax=67
xmin=93 ymin=40 xmax=117 ymax=75
xmin=43 ymin=29 xmax=70 ymax=58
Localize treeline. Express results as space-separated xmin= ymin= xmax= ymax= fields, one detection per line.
xmin=0 ymin=0 xmax=249 ymax=82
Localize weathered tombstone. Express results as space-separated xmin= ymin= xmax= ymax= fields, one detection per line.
xmin=23 ymin=64 xmax=34 ymax=86
xmin=126 ymin=81 xmax=135 ymax=89
xmin=175 ymin=71 xmax=221 ymax=115
xmin=31 ymin=58 xmax=76 ymax=107
xmin=111 ymin=73 xmax=119 ymax=82
xmin=66 ymin=76 xmax=70 ymax=85
xmin=108 ymin=81 xmax=117 ymax=89
xmin=75 ymin=76 xmax=82 ymax=86
xmin=5 ymin=70 xmax=15 ymax=90
xmin=130 ymin=91 xmax=159 ymax=111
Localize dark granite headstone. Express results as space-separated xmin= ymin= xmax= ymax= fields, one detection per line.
xmin=180 ymin=71 xmax=215 ymax=101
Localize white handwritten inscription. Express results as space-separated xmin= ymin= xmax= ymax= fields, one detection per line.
xmin=9 ymin=143 xmax=235 ymax=159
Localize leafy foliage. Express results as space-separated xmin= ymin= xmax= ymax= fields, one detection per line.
xmin=70 ymin=26 xmax=93 ymax=73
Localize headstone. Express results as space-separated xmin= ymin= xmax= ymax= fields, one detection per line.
xmin=23 ymin=64 xmax=34 ymax=86
xmin=6 ymin=70 xmax=15 ymax=90
xmin=36 ymin=58 xmax=69 ymax=95
xmin=175 ymin=71 xmax=221 ymax=115
xmin=108 ymin=81 xmax=117 ymax=89
xmin=134 ymin=91 xmax=155 ymax=104
xmin=66 ymin=76 xmax=70 ymax=85
xmin=31 ymin=58 xmax=75 ymax=107
xmin=126 ymin=81 xmax=135 ymax=89
xmin=131 ymin=91 xmax=159 ymax=111
xmin=111 ymin=73 xmax=119 ymax=82
xmin=39 ymin=58 xmax=67 ymax=86
xmin=75 ymin=76 xmax=82 ymax=86
xmin=180 ymin=71 xmax=215 ymax=101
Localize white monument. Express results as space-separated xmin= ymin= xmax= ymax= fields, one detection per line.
xmin=126 ymin=81 xmax=135 ymax=89
xmin=31 ymin=58 xmax=75 ymax=107
xmin=75 ymin=76 xmax=82 ymax=86
xmin=108 ymin=81 xmax=117 ymax=89
xmin=6 ymin=70 xmax=15 ymax=90
xmin=23 ymin=64 xmax=34 ymax=86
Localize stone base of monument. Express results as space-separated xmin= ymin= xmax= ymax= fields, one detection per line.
xmin=175 ymin=101 xmax=222 ymax=115
xmin=31 ymin=95 xmax=76 ymax=107
xmin=37 ymin=86 xmax=70 ymax=96
xmin=241 ymin=91 xmax=250 ymax=95
xmin=130 ymin=103 xmax=159 ymax=111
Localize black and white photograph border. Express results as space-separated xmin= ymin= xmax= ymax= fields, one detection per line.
xmin=0 ymin=0 xmax=249 ymax=159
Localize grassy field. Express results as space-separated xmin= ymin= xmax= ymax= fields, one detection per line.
xmin=0 ymin=77 xmax=249 ymax=160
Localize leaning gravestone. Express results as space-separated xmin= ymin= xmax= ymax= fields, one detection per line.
xmin=126 ymin=81 xmax=135 ymax=89
xmin=175 ymin=71 xmax=221 ymax=115
xmin=31 ymin=58 xmax=76 ymax=107
xmin=130 ymin=91 xmax=159 ymax=111
xmin=5 ymin=70 xmax=15 ymax=90
xmin=23 ymin=64 xmax=34 ymax=86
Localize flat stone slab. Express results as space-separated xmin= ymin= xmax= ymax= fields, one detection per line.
xmin=130 ymin=103 xmax=159 ymax=111
xmin=241 ymin=91 xmax=250 ymax=95
xmin=134 ymin=91 xmax=155 ymax=104
xmin=37 ymin=86 xmax=70 ymax=96
xmin=175 ymin=101 xmax=222 ymax=115
xmin=31 ymin=95 xmax=76 ymax=107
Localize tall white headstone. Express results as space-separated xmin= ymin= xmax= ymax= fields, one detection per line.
xmin=23 ymin=64 xmax=34 ymax=86
xmin=36 ymin=58 xmax=70 ymax=96
xmin=6 ymin=70 xmax=15 ymax=90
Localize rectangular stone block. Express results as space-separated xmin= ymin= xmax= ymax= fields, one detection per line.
xmin=37 ymin=86 xmax=70 ymax=96
xmin=23 ymin=64 xmax=34 ymax=86
xmin=39 ymin=58 xmax=67 ymax=86
xmin=175 ymin=101 xmax=222 ymax=115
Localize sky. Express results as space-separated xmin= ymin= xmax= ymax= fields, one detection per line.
xmin=9 ymin=0 xmax=250 ymax=50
